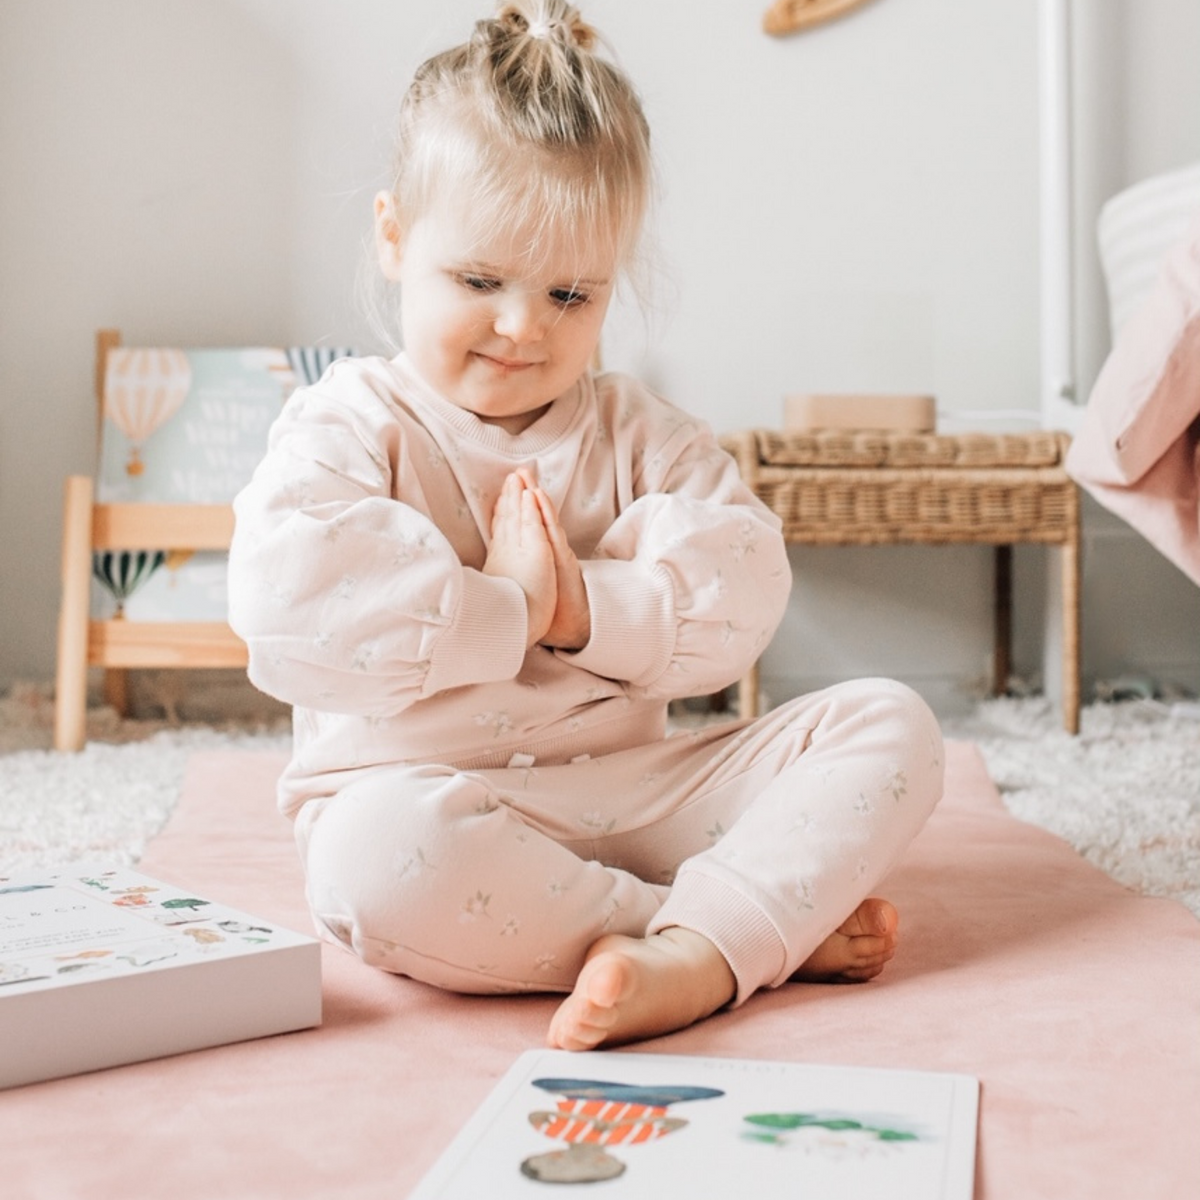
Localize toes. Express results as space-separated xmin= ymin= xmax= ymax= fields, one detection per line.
xmin=843 ymin=933 xmax=892 ymax=962
xmin=547 ymin=1001 xmax=611 ymax=1051
xmin=839 ymin=897 xmax=898 ymax=939
xmin=546 ymin=956 xmax=627 ymax=1051
xmin=790 ymin=899 xmax=902 ymax=985
xmin=548 ymin=1019 xmax=607 ymax=1052
xmin=836 ymin=962 xmax=885 ymax=983
xmin=580 ymin=956 xmax=628 ymax=1009
xmin=822 ymin=942 xmax=895 ymax=984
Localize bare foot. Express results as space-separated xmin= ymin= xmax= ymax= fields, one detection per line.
xmin=789 ymin=897 xmax=899 ymax=984
xmin=546 ymin=927 xmax=736 ymax=1052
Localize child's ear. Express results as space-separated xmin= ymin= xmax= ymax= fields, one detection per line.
xmin=374 ymin=191 xmax=405 ymax=281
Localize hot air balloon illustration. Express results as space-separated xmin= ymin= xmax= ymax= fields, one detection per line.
xmin=286 ymin=345 xmax=355 ymax=389
xmin=93 ymin=550 xmax=165 ymax=617
xmin=103 ymin=348 xmax=193 ymax=476
xmin=520 ymin=1078 xmax=724 ymax=1184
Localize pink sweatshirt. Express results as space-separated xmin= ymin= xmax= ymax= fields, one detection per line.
xmin=228 ymin=354 xmax=791 ymax=818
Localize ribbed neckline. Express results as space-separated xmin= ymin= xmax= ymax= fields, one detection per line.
xmin=388 ymin=353 xmax=589 ymax=458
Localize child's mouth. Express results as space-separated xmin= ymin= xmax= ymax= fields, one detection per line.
xmin=476 ymin=352 xmax=538 ymax=373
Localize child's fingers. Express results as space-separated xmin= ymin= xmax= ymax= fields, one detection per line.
xmin=530 ymin=486 xmax=562 ymax=533
xmin=542 ymin=505 xmax=572 ymax=558
xmin=519 ymin=486 xmax=547 ymax=545
xmin=491 ymin=472 xmax=522 ymax=531
xmin=535 ymin=491 xmax=580 ymax=569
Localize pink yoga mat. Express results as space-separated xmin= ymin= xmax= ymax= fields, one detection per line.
xmin=3 ymin=740 xmax=1198 ymax=1198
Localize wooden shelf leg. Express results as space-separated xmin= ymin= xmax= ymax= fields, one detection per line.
xmin=103 ymin=667 xmax=131 ymax=717
xmin=54 ymin=476 xmax=94 ymax=752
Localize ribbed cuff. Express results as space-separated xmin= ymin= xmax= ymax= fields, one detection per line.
xmin=559 ymin=559 xmax=675 ymax=686
xmin=647 ymin=868 xmax=787 ymax=1008
xmin=423 ymin=570 xmax=528 ymax=695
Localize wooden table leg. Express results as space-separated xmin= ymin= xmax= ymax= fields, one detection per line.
xmin=993 ymin=544 xmax=1013 ymax=696
xmin=1061 ymin=518 xmax=1081 ymax=735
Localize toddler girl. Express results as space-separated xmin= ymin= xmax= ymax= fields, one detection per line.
xmin=228 ymin=0 xmax=944 ymax=1051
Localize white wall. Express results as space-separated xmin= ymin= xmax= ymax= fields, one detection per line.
xmin=0 ymin=0 xmax=1197 ymax=712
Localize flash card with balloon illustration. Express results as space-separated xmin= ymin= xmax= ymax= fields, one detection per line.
xmin=92 ymin=345 xmax=352 ymax=622
xmin=411 ymin=1049 xmax=978 ymax=1199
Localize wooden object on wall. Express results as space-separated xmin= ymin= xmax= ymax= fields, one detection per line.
xmin=763 ymin=0 xmax=877 ymax=37
xmin=54 ymin=330 xmax=248 ymax=752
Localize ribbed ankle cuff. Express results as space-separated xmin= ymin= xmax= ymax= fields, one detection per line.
xmin=647 ymin=869 xmax=786 ymax=1007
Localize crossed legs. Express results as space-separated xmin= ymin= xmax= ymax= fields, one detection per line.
xmin=297 ymin=679 xmax=943 ymax=1047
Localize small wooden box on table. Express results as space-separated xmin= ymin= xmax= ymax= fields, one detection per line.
xmin=722 ymin=428 xmax=1081 ymax=733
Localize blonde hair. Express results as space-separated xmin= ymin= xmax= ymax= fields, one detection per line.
xmin=381 ymin=0 xmax=653 ymax=289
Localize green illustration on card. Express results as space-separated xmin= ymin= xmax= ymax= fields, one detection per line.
xmin=742 ymin=1110 xmax=923 ymax=1151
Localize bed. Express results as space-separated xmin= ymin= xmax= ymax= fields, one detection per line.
xmin=1065 ymin=166 xmax=1200 ymax=586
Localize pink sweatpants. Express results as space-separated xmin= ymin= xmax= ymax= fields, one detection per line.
xmin=295 ymin=679 xmax=944 ymax=1005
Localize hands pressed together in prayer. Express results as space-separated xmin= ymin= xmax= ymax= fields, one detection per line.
xmin=483 ymin=469 xmax=591 ymax=651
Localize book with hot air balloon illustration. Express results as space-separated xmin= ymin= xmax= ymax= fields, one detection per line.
xmin=0 ymin=865 xmax=321 ymax=1090
xmin=410 ymin=1049 xmax=978 ymax=1198
xmin=91 ymin=345 xmax=352 ymax=622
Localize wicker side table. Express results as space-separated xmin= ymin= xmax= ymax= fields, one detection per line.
xmin=722 ymin=428 xmax=1081 ymax=733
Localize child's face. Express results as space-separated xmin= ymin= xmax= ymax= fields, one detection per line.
xmin=377 ymin=192 xmax=617 ymax=434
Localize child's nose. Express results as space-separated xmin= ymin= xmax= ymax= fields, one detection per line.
xmin=493 ymin=294 xmax=546 ymax=344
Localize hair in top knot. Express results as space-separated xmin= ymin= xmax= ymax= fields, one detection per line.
xmin=471 ymin=1 xmax=614 ymax=146
xmin=494 ymin=1 xmax=596 ymax=50
xmin=382 ymin=0 xmax=653 ymax=280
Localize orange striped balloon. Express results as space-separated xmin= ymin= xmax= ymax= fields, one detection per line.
xmin=530 ymin=1098 xmax=687 ymax=1146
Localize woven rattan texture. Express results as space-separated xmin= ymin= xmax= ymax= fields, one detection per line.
xmin=754 ymin=429 xmax=1066 ymax=469
xmin=722 ymin=430 xmax=1077 ymax=545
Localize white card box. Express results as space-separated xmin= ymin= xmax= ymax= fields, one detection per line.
xmin=0 ymin=865 xmax=321 ymax=1089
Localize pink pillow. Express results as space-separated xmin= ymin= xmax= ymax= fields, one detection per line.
xmin=1067 ymin=214 xmax=1200 ymax=585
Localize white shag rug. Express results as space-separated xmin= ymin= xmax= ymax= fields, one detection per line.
xmin=0 ymin=682 xmax=291 ymax=875
xmin=943 ymin=695 xmax=1200 ymax=918
xmin=2 ymin=683 xmax=1198 ymax=920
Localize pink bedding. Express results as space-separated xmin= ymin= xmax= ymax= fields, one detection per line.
xmin=1067 ymin=212 xmax=1200 ymax=585
xmin=3 ymin=741 xmax=1198 ymax=1198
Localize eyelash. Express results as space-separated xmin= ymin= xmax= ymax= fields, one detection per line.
xmin=455 ymin=274 xmax=590 ymax=309
xmin=550 ymin=288 xmax=590 ymax=309
xmin=458 ymin=274 xmax=500 ymax=294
